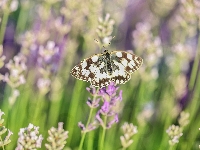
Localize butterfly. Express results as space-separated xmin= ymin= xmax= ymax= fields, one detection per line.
xmin=70 ymin=50 xmax=143 ymax=88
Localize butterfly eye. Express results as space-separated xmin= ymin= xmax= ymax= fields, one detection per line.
xmin=104 ymin=50 xmax=108 ymax=53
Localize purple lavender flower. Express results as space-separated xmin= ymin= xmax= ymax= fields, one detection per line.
xmin=79 ymin=82 xmax=123 ymax=133
xmin=86 ymin=97 xmax=100 ymax=108
xmin=96 ymin=82 xmax=122 ymax=129
xmin=78 ymin=121 xmax=99 ymax=133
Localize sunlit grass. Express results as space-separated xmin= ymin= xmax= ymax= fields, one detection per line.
xmin=0 ymin=0 xmax=200 ymax=150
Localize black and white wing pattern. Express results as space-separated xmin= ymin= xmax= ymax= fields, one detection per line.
xmin=110 ymin=51 xmax=143 ymax=85
xmin=70 ymin=53 xmax=111 ymax=87
xmin=70 ymin=51 xmax=143 ymax=88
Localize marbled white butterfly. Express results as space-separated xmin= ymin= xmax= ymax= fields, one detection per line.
xmin=71 ymin=50 xmax=143 ymax=88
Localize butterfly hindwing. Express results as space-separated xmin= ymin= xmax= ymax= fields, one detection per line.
xmin=70 ymin=54 xmax=97 ymax=82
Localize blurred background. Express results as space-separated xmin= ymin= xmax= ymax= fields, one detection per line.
xmin=0 ymin=0 xmax=200 ymax=149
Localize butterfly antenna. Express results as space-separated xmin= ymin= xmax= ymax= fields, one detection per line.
xmin=94 ymin=39 xmax=99 ymax=43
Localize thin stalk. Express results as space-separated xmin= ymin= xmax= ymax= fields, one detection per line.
xmin=0 ymin=11 xmax=9 ymax=44
xmin=78 ymin=108 xmax=94 ymax=150
xmin=66 ymin=80 xmax=85 ymax=145
xmin=86 ymin=131 xmax=95 ymax=150
xmin=188 ymin=51 xmax=199 ymax=90
xmin=189 ymin=28 xmax=200 ymax=90
xmin=185 ymin=73 xmax=200 ymax=149
xmin=15 ymin=2 xmax=29 ymax=35
xmin=78 ymin=87 xmax=99 ymax=150
xmin=99 ymin=116 xmax=107 ymax=150
xmin=32 ymin=94 xmax=44 ymax=121
xmin=169 ymin=146 xmax=174 ymax=150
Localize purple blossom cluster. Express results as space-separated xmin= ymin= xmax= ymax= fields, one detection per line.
xmin=96 ymin=82 xmax=122 ymax=129
xmin=79 ymin=82 xmax=123 ymax=132
xmin=18 ymin=3 xmax=70 ymax=94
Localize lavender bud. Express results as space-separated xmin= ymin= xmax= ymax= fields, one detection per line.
xmin=178 ymin=111 xmax=190 ymax=128
xmin=45 ymin=122 xmax=68 ymax=150
xmin=16 ymin=123 xmax=43 ymax=150
xmin=166 ymin=125 xmax=183 ymax=146
xmin=120 ymin=122 xmax=138 ymax=149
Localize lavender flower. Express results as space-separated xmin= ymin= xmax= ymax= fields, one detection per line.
xmin=0 ymin=52 xmax=27 ymax=105
xmin=132 ymin=22 xmax=163 ymax=81
xmin=0 ymin=0 xmax=18 ymax=12
xmin=0 ymin=45 xmax=6 ymax=69
xmin=18 ymin=4 xmax=70 ymax=94
xmin=0 ymin=45 xmax=5 ymax=80
xmin=45 ymin=122 xmax=69 ymax=150
xmin=78 ymin=86 xmax=100 ymax=133
xmin=120 ymin=122 xmax=138 ymax=149
xmin=36 ymin=41 xmax=60 ymax=94
xmin=169 ymin=0 xmax=198 ymax=40
xmin=79 ymin=82 xmax=123 ymax=133
xmin=78 ymin=121 xmax=99 ymax=133
xmin=178 ymin=111 xmax=190 ymax=128
xmin=96 ymin=13 xmax=115 ymax=46
xmin=3 ymin=52 xmax=26 ymax=89
xmin=166 ymin=125 xmax=183 ymax=146
xmin=0 ymin=110 xmax=13 ymax=148
xmin=96 ymin=82 xmax=123 ymax=129
xmin=166 ymin=43 xmax=193 ymax=99
xmin=16 ymin=123 xmax=43 ymax=150
xmin=166 ymin=43 xmax=193 ymax=73
xmin=78 ymin=83 xmax=123 ymax=150
xmin=0 ymin=109 xmax=4 ymax=122
xmin=86 ymin=97 xmax=100 ymax=108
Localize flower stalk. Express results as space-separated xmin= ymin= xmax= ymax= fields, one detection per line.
xmin=78 ymin=87 xmax=99 ymax=150
xmin=99 ymin=115 xmax=107 ymax=150
xmin=0 ymin=11 xmax=9 ymax=44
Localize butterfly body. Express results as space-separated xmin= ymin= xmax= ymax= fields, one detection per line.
xmin=71 ymin=51 xmax=143 ymax=88
xmin=103 ymin=50 xmax=113 ymax=75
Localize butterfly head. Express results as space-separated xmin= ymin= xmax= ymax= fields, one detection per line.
xmin=104 ymin=49 xmax=108 ymax=53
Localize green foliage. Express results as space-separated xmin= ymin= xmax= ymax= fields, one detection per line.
xmin=0 ymin=0 xmax=200 ymax=150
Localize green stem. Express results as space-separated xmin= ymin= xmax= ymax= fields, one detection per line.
xmin=169 ymin=146 xmax=173 ymax=150
xmin=188 ymin=52 xmax=199 ymax=90
xmin=100 ymin=116 xmax=107 ymax=150
xmin=78 ymin=108 xmax=94 ymax=150
xmin=188 ymin=29 xmax=200 ymax=90
xmin=86 ymin=131 xmax=95 ymax=150
xmin=78 ymin=88 xmax=99 ymax=150
xmin=15 ymin=3 xmax=29 ymax=35
xmin=0 ymin=136 xmax=5 ymax=150
xmin=32 ymin=94 xmax=45 ymax=123
xmin=0 ymin=11 xmax=9 ymax=44
xmin=66 ymin=80 xmax=85 ymax=145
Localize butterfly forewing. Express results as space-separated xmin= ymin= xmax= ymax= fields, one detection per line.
xmin=70 ymin=53 xmax=112 ymax=87
xmin=111 ymin=51 xmax=143 ymax=74
xmin=70 ymin=51 xmax=143 ymax=88
xmin=109 ymin=51 xmax=142 ymax=84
